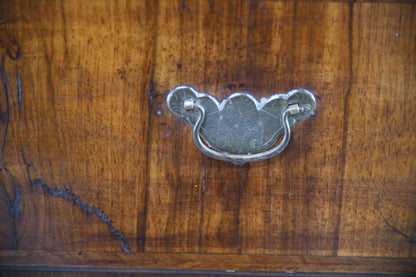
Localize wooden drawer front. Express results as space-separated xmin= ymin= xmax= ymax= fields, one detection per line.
xmin=0 ymin=0 xmax=415 ymax=274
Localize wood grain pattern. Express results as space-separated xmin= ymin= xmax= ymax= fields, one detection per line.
xmin=0 ymin=272 xmax=415 ymax=277
xmin=240 ymin=1 xmax=351 ymax=256
xmin=338 ymin=2 xmax=416 ymax=257
xmin=0 ymin=0 xmax=415 ymax=274
xmin=2 ymin=271 xmax=413 ymax=277
xmin=1 ymin=251 xmax=416 ymax=273
xmin=196 ymin=1 xmax=248 ymax=255
xmin=0 ymin=0 xmax=156 ymax=253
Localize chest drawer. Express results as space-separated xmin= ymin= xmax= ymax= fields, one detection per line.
xmin=0 ymin=0 xmax=415 ymax=274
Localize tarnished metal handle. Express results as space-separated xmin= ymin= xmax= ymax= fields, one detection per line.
xmin=166 ymin=86 xmax=316 ymax=165
xmin=187 ymin=99 xmax=300 ymax=164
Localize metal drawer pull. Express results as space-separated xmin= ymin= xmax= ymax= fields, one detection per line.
xmin=166 ymin=86 xmax=316 ymax=164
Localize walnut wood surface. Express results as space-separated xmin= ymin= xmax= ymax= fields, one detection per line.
xmin=1 ymin=251 xmax=416 ymax=273
xmin=0 ymin=0 xmax=415 ymax=274
xmin=1 ymin=270 xmax=415 ymax=277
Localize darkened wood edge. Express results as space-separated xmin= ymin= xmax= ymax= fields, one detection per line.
xmin=1 ymin=267 xmax=415 ymax=277
xmin=0 ymin=251 xmax=415 ymax=274
xmin=249 ymin=0 xmax=416 ymax=3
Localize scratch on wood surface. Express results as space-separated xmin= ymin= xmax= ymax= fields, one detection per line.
xmin=379 ymin=212 xmax=416 ymax=244
xmin=0 ymin=179 xmax=20 ymax=249
xmin=16 ymin=69 xmax=21 ymax=112
xmin=374 ymin=197 xmax=416 ymax=244
xmin=335 ymin=2 xmax=354 ymax=254
xmin=0 ymin=55 xmax=8 ymax=169
xmin=140 ymin=77 xmax=158 ymax=251
xmin=147 ymin=80 xmax=155 ymax=106
xmin=0 ymin=54 xmax=21 ymax=249
xmin=23 ymin=155 xmax=131 ymax=253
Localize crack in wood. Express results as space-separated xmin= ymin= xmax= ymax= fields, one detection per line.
xmin=16 ymin=69 xmax=21 ymax=112
xmin=22 ymin=154 xmax=131 ymax=253
xmin=335 ymin=2 xmax=355 ymax=254
xmin=374 ymin=197 xmax=416 ymax=245
xmin=0 ymin=54 xmax=21 ymax=249
xmin=379 ymin=212 xmax=416 ymax=245
xmin=147 ymin=80 xmax=155 ymax=107
xmin=0 ymin=38 xmax=20 ymax=61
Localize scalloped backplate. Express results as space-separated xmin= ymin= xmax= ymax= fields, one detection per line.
xmin=166 ymin=86 xmax=316 ymax=155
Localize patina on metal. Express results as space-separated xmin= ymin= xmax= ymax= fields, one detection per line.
xmin=166 ymin=86 xmax=316 ymax=164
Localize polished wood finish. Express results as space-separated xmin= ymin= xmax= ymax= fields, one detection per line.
xmin=0 ymin=0 xmax=415 ymax=274
xmin=2 ymin=271 xmax=414 ymax=277
xmin=1 ymin=251 xmax=416 ymax=273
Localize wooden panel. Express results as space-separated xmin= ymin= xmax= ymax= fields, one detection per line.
xmin=0 ymin=271 xmax=413 ymax=277
xmin=1 ymin=251 xmax=415 ymax=273
xmin=239 ymin=1 xmax=350 ymax=256
xmin=0 ymin=0 xmax=415 ymax=274
xmin=0 ymin=0 xmax=157 ymax=253
xmin=197 ymin=1 xmax=248 ymax=254
xmin=338 ymin=3 xmax=416 ymax=257
xmin=145 ymin=1 xmax=203 ymax=252
xmin=145 ymin=0 xmax=250 ymax=254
